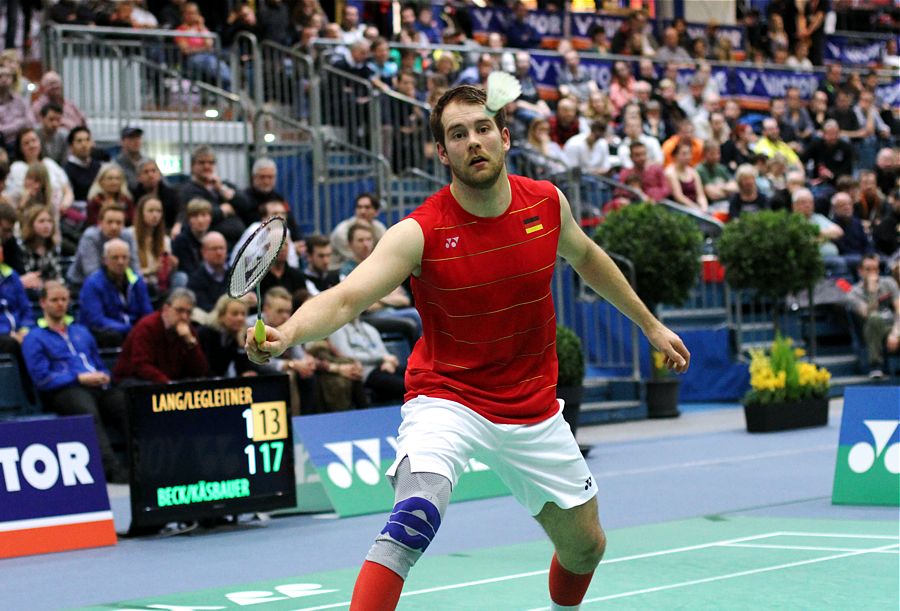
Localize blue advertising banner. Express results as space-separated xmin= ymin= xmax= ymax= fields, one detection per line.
xmin=824 ymin=36 xmax=890 ymax=66
xmin=292 ymin=405 xmax=510 ymax=517
xmin=875 ymin=79 xmax=900 ymax=109
xmin=471 ymin=7 xmax=564 ymax=44
xmin=0 ymin=416 xmax=116 ymax=557
xmin=731 ymin=66 xmax=821 ymax=101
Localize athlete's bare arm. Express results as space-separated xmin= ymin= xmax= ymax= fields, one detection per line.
xmin=246 ymin=219 xmax=424 ymax=364
xmin=556 ymin=188 xmax=690 ymax=373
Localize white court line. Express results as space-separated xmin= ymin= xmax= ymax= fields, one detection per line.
xmin=595 ymin=445 xmax=833 ymax=478
xmin=566 ymin=542 xmax=900 ymax=607
xmin=777 ymin=531 xmax=900 ymax=540
xmin=291 ymin=532 xmax=784 ymax=611
xmin=725 ymin=542 xmax=900 ymax=554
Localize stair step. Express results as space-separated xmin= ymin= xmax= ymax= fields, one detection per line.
xmin=662 ymin=307 xmax=728 ymax=318
xmin=814 ymin=354 xmax=861 ymax=367
xmin=581 ymin=400 xmax=642 ymax=412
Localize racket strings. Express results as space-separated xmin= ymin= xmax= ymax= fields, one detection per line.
xmin=228 ymin=219 xmax=286 ymax=298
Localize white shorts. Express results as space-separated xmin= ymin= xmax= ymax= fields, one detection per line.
xmin=386 ymin=395 xmax=596 ymax=516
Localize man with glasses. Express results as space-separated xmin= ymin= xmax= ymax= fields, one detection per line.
xmin=113 ymin=287 xmax=209 ymax=384
xmin=848 ymin=255 xmax=900 ymax=380
xmin=330 ymin=192 xmax=387 ymax=270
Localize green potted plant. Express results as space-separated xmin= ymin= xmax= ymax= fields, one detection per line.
xmin=744 ymin=334 xmax=831 ymax=432
xmin=716 ymin=210 xmax=825 ymax=324
xmin=594 ymin=203 xmax=703 ymax=418
xmin=556 ymin=323 xmax=586 ymax=437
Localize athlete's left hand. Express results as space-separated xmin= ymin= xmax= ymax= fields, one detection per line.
xmin=645 ymin=324 xmax=690 ymax=374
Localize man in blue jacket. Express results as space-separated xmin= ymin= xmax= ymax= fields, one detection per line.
xmin=78 ymin=238 xmax=152 ymax=348
xmin=22 ymin=280 xmax=129 ymax=483
xmin=0 ymin=245 xmax=36 ymax=403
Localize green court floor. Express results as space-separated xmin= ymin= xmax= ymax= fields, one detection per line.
xmin=81 ymin=516 xmax=899 ymax=610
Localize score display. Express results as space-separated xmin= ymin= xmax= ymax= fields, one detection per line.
xmin=127 ymin=375 xmax=296 ymax=530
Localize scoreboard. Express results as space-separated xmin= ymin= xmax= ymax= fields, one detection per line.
xmin=127 ymin=375 xmax=296 ymax=530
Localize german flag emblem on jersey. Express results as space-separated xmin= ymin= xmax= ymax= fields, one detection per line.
xmin=523 ymin=215 xmax=543 ymax=234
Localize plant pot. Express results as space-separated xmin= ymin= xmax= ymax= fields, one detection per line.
xmin=558 ymin=385 xmax=584 ymax=438
xmin=646 ymin=378 xmax=680 ymax=418
xmin=743 ymin=397 xmax=829 ymax=433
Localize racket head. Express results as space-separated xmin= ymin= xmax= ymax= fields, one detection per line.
xmin=226 ymin=216 xmax=288 ymax=298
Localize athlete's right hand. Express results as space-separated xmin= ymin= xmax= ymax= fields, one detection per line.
xmin=246 ymin=325 xmax=288 ymax=364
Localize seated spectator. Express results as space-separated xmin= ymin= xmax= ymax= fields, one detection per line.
xmin=240 ymin=158 xmax=302 ymax=247
xmin=67 ymin=205 xmax=138 ymax=289
xmin=801 ymin=120 xmax=854 ymax=210
xmin=177 ymin=145 xmax=247 ymax=247
xmin=128 ymin=195 xmax=182 ymax=298
xmin=768 ymin=97 xmax=799 ymax=151
xmin=23 ymin=281 xmax=129 ymax=482
xmin=510 ymin=51 xmax=551 ymax=126
xmin=766 ymin=154 xmax=789 ymax=192
xmin=657 ymin=79 xmax=686 ymax=138
xmin=175 ymin=2 xmax=233 ymax=91
xmin=848 ymin=255 xmax=900 ymax=379
xmin=856 ymin=170 xmax=886 ymax=226
xmin=18 ymin=205 xmax=62 ymax=296
xmin=199 ymin=295 xmax=257 ymax=378
xmin=18 ymin=162 xmax=58 ymax=215
xmin=230 ymin=199 xmax=303 ymax=270
xmin=171 ymin=198 xmax=212 ymax=276
xmin=830 ymin=191 xmax=872 ymax=273
xmin=187 ymin=231 xmax=229 ymax=316
xmin=661 ymin=119 xmax=703 ymax=167
xmin=691 ymin=93 xmax=722 ymax=142
xmin=853 ymin=89 xmax=892 ymax=170
xmin=304 ymin=234 xmax=340 ymax=296
xmin=452 ymin=52 xmax=495 ymax=89
xmin=0 ymin=64 xmax=34 ymax=147
xmin=113 ymin=287 xmax=209 ymax=384
xmin=86 ymin=163 xmax=134 ymax=226
xmin=817 ymin=64 xmax=843 ymax=107
xmin=720 ymin=124 xmax=755 ymax=174
xmin=548 ymin=96 xmax=586 ymax=147
xmin=875 ymin=148 xmax=898 ymax=197
xmin=131 ymin=159 xmax=180 ymax=233
xmin=255 ymin=287 xmax=318 ymax=415
xmin=617 ymin=115 xmax=662 ymax=169
xmin=340 ymin=221 xmax=421 ymax=346
xmin=0 ymin=245 xmax=36 ymax=403
xmin=503 ymin=0 xmax=540 ymax=48
xmin=705 ymin=112 xmax=731 ymax=148
xmin=792 ymin=187 xmax=846 ymax=276
xmin=617 ymin=141 xmax=671 ymax=202
xmin=36 ymin=103 xmax=69 ymax=165
xmin=330 ymin=192 xmax=387 ymax=270
xmin=113 ymin=126 xmax=146 ymax=194
xmin=330 ymin=315 xmax=406 ymax=405
xmin=563 ymin=119 xmax=611 ymax=176
xmin=728 ymin=164 xmax=769 ymax=219
xmin=556 ymin=51 xmax=598 ymax=111
xmin=696 ymin=139 xmax=737 ymax=206
xmin=5 ymin=127 xmax=74 ymax=213
xmin=752 ymin=119 xmax=802 ymax=171
xmin=62 ymin=126 xmax=102 ymax=204
xmin=827 ymin=89 xmax=863 ymax=143
xmin=787 ymin=40 xmax=813 ymax=69
xmin=677 ymin=76 xmax=707 ymax=120
xmin=524 ymin=118 xmax=570 ymax=177
xmin=770 ymin=170 xmax=809 ymax=213
xmin=79 ymin=238 xmax=152 ymax=347
xmin=808 ymin=90 xmax=829 ymax=136
xmin=665 ymin=140 xmax=708 ymax=212
xmin=784 ymin=87 xmax=814 ymax=144
xmin=655 ymin=26 xmax=691 ymax=63
xmin=873 ymin=191 xmax=900 ymax=257
xmin=642 ymin=100 xmax=668 ymax=143
xmin=259 ymin=240 xmax=307 ymax=297
xmin=0 ymin=201 xmax=24 ymax=274
xmin=30 ymin=71 xmax=87 ymax=133
xmin=608 ymin=61 xmax=636 ymax=117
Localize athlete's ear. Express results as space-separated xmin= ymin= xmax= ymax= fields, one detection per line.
xmin=436 ymin=142 xmax=450 ymax=167
xmin=501 ymin=126 xmax=511 ymax=152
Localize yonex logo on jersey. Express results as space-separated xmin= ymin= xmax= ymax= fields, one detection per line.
xmin=445 ymin=236 xmax=459 ymax=249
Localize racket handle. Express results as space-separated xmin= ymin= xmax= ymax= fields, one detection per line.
xmin=254 ymin=318 xmax=266 ymax=344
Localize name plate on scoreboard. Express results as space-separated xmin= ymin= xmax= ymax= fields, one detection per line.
xmin=127 ymin=375 xmax=296 ymax=530
xmin=0 ymin=415 xmax=116 ymax=558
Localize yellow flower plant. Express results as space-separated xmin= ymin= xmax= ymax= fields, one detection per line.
xmin=744 ymin=334 xmax=830 ymax=407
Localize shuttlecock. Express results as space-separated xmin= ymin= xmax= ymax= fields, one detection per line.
xmin=485 ymin=71 xmax=522 ymax=117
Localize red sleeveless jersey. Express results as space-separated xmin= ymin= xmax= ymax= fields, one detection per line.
xmin=404 ymin=174 xmax=562 ymax=424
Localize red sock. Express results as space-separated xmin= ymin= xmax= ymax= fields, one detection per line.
xmin=349 ymin=560 xmax=404 ymax=611
xmin=549 ymin=553 xmax=594 ymax=607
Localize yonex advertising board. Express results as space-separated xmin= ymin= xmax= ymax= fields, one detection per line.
xmin=832 ymin=386 xmax=900 ymax=506
xmin=293 ymin=406 xmax=510 ymax=517
xmin=0 ymin=416 xmax=116 ymax=558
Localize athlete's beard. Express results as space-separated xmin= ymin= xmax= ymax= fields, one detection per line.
xmin=449 ymin=154 xmax=506 ymax=190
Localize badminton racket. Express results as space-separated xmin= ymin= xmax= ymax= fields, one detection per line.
xmin=226 ymin=215 xmax=288 ymax=344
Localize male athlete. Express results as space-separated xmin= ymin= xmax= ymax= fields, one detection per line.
xmin=247 ymin=84 xmax=690 ymax=610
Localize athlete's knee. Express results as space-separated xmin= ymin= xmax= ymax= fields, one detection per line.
xmin=561 ymin=527 xmax=606 ymax=573
xmin=365 ymin=459 xmax=452 ymax=579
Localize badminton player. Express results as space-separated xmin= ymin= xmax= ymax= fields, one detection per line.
xmin=247 ymin=84 xmax=690 ymax=610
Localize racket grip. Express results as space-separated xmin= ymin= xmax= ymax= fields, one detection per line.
xmin=254 ymin=318 xmax=266 ymax=344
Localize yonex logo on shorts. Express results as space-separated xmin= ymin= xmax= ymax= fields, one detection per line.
xmin=584 ymin=477 xmax=592 ymax=490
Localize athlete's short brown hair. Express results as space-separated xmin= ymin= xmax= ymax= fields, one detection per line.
xmin=429 ymin=85 xmax=507 ymax=149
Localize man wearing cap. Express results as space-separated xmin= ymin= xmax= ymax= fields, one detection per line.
xmin=114 ymin=126 xmax=146 ymax=194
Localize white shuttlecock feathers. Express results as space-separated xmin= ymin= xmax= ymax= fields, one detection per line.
xmin=485 ymin=71 xmax=522 ymax=117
